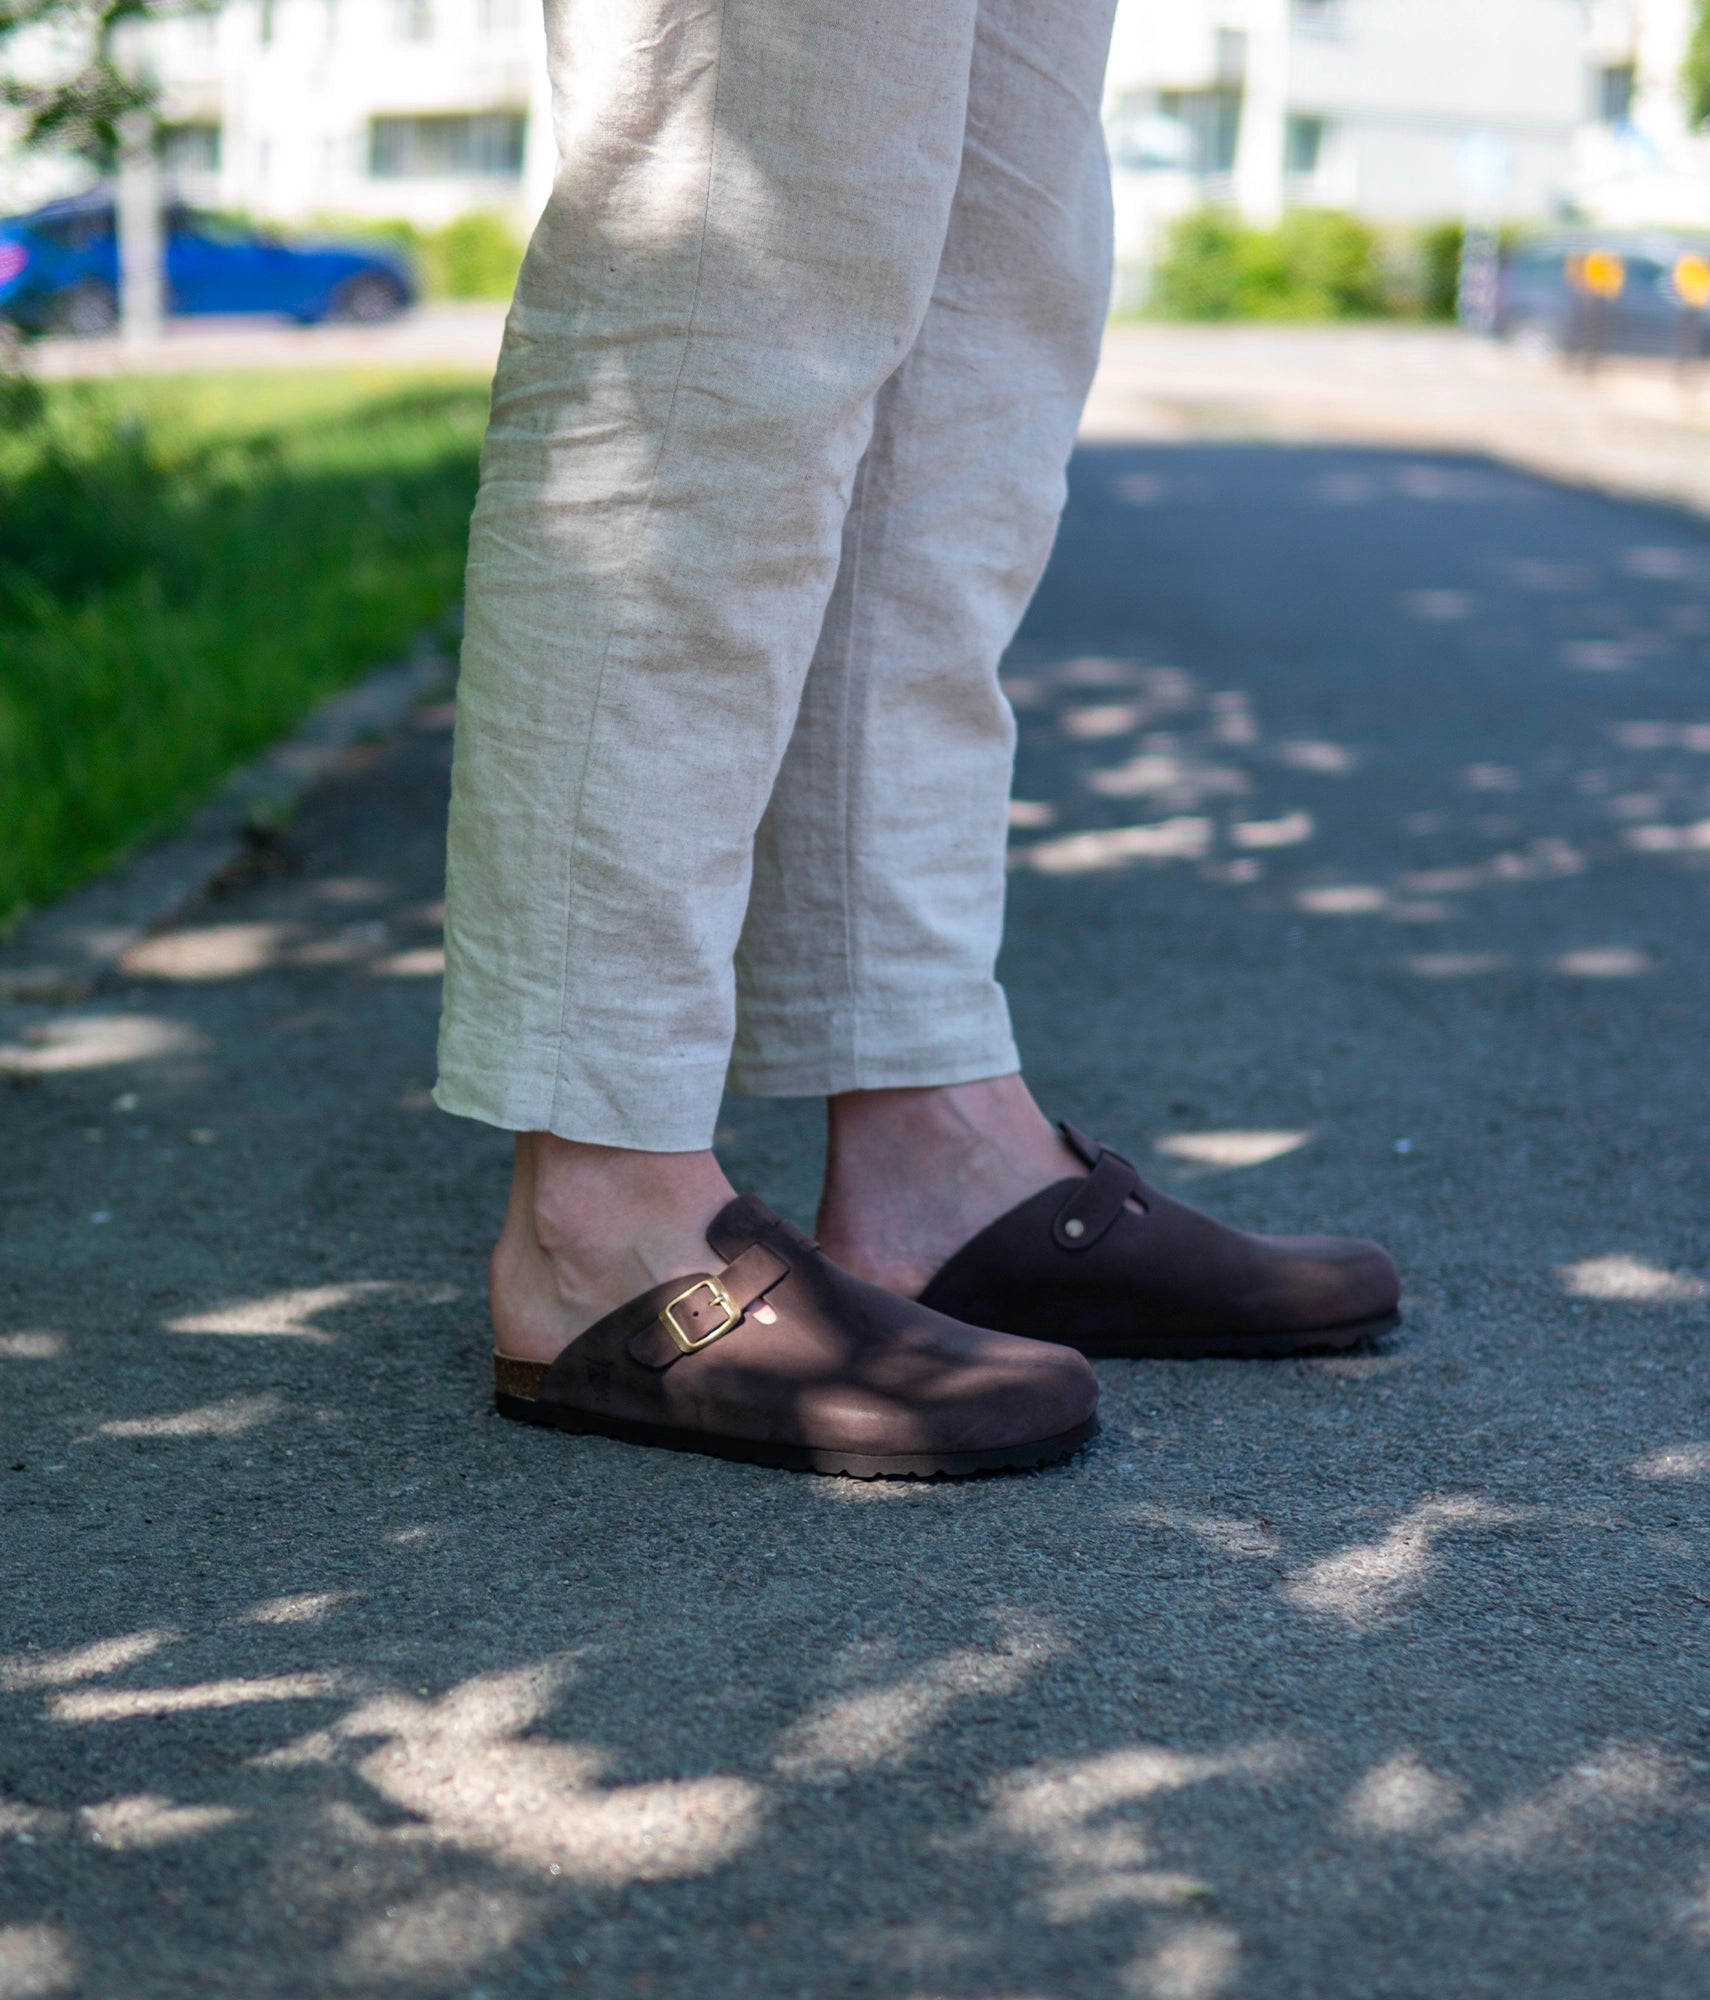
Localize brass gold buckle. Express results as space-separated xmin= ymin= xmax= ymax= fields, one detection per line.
xmin=659 ymin=1276 xmax=741 ymax=1355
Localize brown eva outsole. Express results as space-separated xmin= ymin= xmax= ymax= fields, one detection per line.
xmin=492 ymin=1356 xmax=1098 ymax=1478
xmin=1065 ymin=1309 xmax=1402 ymax=1360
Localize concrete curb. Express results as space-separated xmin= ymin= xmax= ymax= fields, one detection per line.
xmin=0 ymin=650 xmax=454 ymax=1005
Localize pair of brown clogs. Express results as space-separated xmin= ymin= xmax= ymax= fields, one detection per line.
xmin=495 ymin=1122 xmax=1400 ymax=1480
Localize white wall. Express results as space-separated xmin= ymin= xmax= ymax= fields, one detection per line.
xmin=1107 ymin=0 xmax=1588 ymax=236
xmin=2 ymin=0 xmax=555 ymax=232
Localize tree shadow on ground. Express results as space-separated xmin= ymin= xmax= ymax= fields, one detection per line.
xmin=4 ymin=444 xmax=1710 ymax=1999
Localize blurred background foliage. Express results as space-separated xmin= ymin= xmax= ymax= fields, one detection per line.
xmin=308 ymin=209 xmax=525 ymax=301
xmin=1146 ymin=208 xmax=1466 ymax=323
xmin=0 ymin=370 xmax=486 ymax=932
xmin=1686 ymin=0 xmax=1710 ymax=128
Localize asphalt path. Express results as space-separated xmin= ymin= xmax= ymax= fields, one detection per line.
xmin=3 ymin=442 xmax=1709 ymax=2000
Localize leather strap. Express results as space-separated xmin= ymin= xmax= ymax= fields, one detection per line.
xmin=1052 ymin=1139 xmax=1141 ymax=1251
xmin=625 ymin=1240 xmax=792 ymax=1369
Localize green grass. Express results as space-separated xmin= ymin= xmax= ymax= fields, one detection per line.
xmin=0 ymin=367 xmax=489 ymax=934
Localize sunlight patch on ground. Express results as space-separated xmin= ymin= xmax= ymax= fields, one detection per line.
xmin=52 ymin=1672 xmax=346 ymax=1723
xmin=1342 ymin=1753 xmax=1465 ymax=1835
xmin=1621 ymin=546 xmax=1699 ymax=581
xmin=0 ymin=1333 xmax=65 ymax=1360
xmin=1086 ymin=752 xmax=1249 ymax=803
xmin=1294 ymin=883 xmax=1388 ymax=916
xmin=165 ymin=1280 xmax=458 ymax=1338
xmin=1229 ymin=811 xmax=1313 ymax=849
xmin=1624 ymin=818 xmax=1710 ymax=853
xmin=991 ymin=1744 xmax=1290 ymax=1928
xmin=1397 ymin=952 xmax=1511 ymax=978
xmin=1008 ymin=799 xmax=1056 ymax=829
xmin=1018 ymin=818 xmax=1212 ymax=874
xmin=1124 ymin=1505 xmax=1280 ymax=1560
xmin=810 ymin=1478 xmax=951 ymax=1506
xmin=1461 ymin=763 xmax=1524 ymax=792
xmin=1558 ymin=1256 xmax=1707 ymax=1304
xmin=1401 ymin=589 xmax=1473 ymax=622
xmin=99 ymin=1393 xmax=284 ymax=1439
xmin=1547 ymin=946 xmax=1656 ymax=978
xmin=245 ymin=1591 xmax=354 ymax=1625
xmin=1610 ymin=719 xmax=1710 ymax=751
xmin=371 ymin=947 xmax=445 ymax=978
xmin=1631 ymin=1443 xmax=1710 ymax=1480
xmin=337 ymin=1886 xmax=532 ymax=1984
xmin=0 ymin=1924 xmax=76 ymax=2000
xmin=120 ymin=922 xmax=299 ymax=980
xmin=0 ymin=1013 xmax=204 ymax=1076
xmin=1210 ymin=701 xmax=1257 ymax=749
xmin=1125 ymin=1921 xmax=1241 ymax=2000
xmin=1442 ymin=1746 xmax=1681 ymax=1861
xmin=309 ymin=876 xmax=390 ymax=906
xmin=1063 ymin=702 xmax=1148 ymax=740
xmin=1286 ymin=1498 xmax=1523 ymax=1627
xmin=774 ymin=1625 xmax=1062 ymax=1782
xmin=1309 ymin=1353 xmax=1411 ymax=1380
xmin=1154 ymin=1130 xmax=1312 ymax=1171
xmin=80 ymin=1794 xmax=246 ymax=1851
xmin=1275 ymin=738 xmax=1358 ymax=775
xmin=0 ymin=1628 xmax=174 ymax=1693
xmin=1562 ymin=639 xmax=1644 ymax=672
xmin=320 ymin=1664 xmax=763 ymax=1882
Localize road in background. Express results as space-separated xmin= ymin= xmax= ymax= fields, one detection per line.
xmin=26 ymin=309 xmax=1710 ymax=521
xmin=22 ymin=300 xmax=510 ymax=381
xmin=4 ymin=435 xmax=1709 ymax=1997
xmin=1087 ymin=323 xmax=1710 ymax=518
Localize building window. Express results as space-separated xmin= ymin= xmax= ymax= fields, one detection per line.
xmin=369 ymin=112 xmax=528 ymax=179
xmin=1213 ymin=27 xmax=1246 ymax=85
xmin=1594 ymin=62 xmax=1635 ymax=124
xmin=259 ymin=0 xmax=274 ymax=43
xmin=394 ymin=0 xmax=432 ymax=37
xmin=159 ymin=122 xmax=222 ymax=176
xmin=479 ymin=0 xmax=520 ymax=30
xmin=1106 ymin=91 xmax=1193 ymax=172
xmin=1158 ymin=88 xmax=1242 ymax=178
xmin=1286 ymin=114 xmax=1326 ymax=178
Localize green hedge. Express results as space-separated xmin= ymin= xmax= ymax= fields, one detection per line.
xmin=0 ymin=370 xmax=488 ymax=932
xmin=314 ymin=210 xmax=526 ymax=301
xmin=1147 ymin=207 xmax=1465 ymax=323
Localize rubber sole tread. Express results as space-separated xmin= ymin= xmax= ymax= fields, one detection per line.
xmin=494 ymin=1393 xmax=1098 ymax=1479
xmin=1065 ymin=1309 xmax=1402 ymax=1360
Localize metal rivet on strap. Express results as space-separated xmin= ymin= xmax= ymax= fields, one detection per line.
xmin=1063 ymin=1217 xmax=1086 ymax=1240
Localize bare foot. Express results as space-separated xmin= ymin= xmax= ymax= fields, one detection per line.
xmin=817 ymin=1074 xmax=1082 ymax=1297
xmin=490 ymin=1134 xmax=736 ymax=1363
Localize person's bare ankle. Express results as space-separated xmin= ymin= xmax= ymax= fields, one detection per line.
xmin=490 ymin=1133 xmax=736 ymax=1363
xmin=817 ymin=1075 xmax=1081 ymax=1297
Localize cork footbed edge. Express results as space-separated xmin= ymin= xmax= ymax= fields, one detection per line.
xmin=493 ymin=1352 xmax=550 ymax=1400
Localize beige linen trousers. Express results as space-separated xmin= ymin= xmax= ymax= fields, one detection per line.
xmin=435 ymin=0 xmax=1118 ymax=1150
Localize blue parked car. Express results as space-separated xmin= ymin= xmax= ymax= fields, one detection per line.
xmin=0 ymin=192 xmax=415 ymax=337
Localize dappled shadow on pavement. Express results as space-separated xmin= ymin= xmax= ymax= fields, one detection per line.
xmin=3 ymin=446 xmax=1710 ymax=1999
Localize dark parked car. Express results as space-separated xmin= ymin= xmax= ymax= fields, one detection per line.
xmin=0 ymin=193 xmax=415 ymax=336
xmin=1495 ymin=229 xmax=1710 ymax=357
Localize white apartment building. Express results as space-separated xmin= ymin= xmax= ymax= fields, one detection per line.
xmin=1104 ymin=0 xmax=1710 ymax=275
xmin=1 ymin=0 xmax=555 ymax=229
xmin=5 ymin=0 xmax=1708 ymax=253
xmin=1569 ymin=0 xmax=1710 ymax=223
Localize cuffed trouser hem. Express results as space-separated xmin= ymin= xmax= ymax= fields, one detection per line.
xmin=726 ymin=1000 xmax=1020 ymax=1100
xmin=433 ymin=1039 xmax=732 ymax=1153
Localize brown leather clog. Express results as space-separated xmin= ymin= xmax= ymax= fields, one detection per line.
xmin=495 ymin=1195 xmax=1099 ymax=1477
xmin=918 ymin=1123 xmax=1401 ymax=1359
